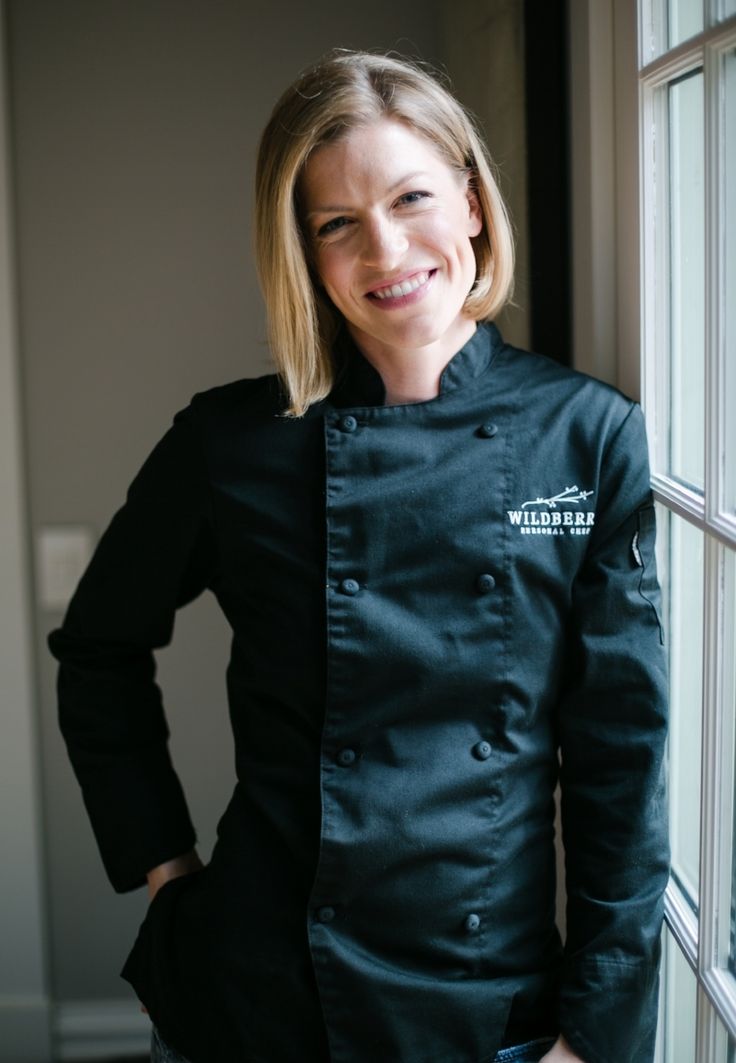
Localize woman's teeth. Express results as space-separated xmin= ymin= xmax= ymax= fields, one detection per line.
xmin=371 ymin=271 xmax=431 ymax=300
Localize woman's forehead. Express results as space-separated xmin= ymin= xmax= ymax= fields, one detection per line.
xmin=300 ymin=119 xmax=461 ymax=207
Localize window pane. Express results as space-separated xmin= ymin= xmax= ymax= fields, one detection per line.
xmin=661 ymin=928 xmax=698 ymax=1061
xmin=668 ymin=71 xmax=705 ymax=491
xmin=668 ymin=0 xmax=703 ymax=47
xmin=725 ymin=48 xmax=736 ymax=517
xmin=659 ymin=506 xmax=704 ymax=906
xmin=641 ymin=2 xmax=663 ymax=63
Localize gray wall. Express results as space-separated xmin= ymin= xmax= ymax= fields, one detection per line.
xmin=6 ymin=0 xmax=530 ymax=1031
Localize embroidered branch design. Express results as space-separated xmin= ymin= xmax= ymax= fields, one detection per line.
xmin=521 ymin=485 xmax=595 ymax=509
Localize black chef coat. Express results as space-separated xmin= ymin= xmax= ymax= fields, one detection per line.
xmin=49 ymin=323 xmax=669 ymax=1063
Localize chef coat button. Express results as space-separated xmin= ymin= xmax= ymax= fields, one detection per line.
xmin=317 ymin=905 xmax=336 ymax=923
xmin=341 ymin=578 xmax=360 ymax=596
xmin=472 ymin=740 xmax=492 ymax=761
xmin=464 ymin=913 xmax=481 ymax=933
xmin=337 ymin=748 xmax=357 ymax=767
xmin=476 ymin=573 xmax=496 ymax=593
xmin=340 ymin=414 xmax=358 ymax=433
xmin=477 ymin=422 xmax=498 ymax=438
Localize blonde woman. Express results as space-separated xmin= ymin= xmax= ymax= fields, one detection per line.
xmin=50 ymin=50 xmax=668 ymax=1063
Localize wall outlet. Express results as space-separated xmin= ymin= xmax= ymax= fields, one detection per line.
xmin=36 ymin=526 xmax=95 ymax=611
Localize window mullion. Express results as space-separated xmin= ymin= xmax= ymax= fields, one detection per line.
xmin=699 ymin=540 xmax=728 ymax=975
xmin=665 ymin=882 xmax=700 ymax=966
xmin=705 ymin=37 xmax=723 ymax=526
xmin=653 ymin=481 xmax=736 ymax=549
xmin=652 ymin=478 xmax=705 ymax=522
xmin=700 ymin=33 xmax=730 ymax=1021
xmin=703 ymin=966 xmax=736 ymax=1040
xmin=640 ymin=18 xmax=736 ymax=76
xmin=697 ymin=984 xmax=718 ymax=1062
xmin=706 ymin=0 xmax=716 ymax=32
xmin=710 ymin=27 xmax=736 ymax=528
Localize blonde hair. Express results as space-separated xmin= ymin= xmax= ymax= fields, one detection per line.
xmin=255 ymin=49 xmax=515 ymax=416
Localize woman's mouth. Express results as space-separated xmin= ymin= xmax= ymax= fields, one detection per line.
xmin=367 ymin=269 xmax=436 ymax=305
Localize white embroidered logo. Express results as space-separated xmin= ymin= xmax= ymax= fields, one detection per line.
xmin=507 ymin=485 xmax=596 ymax=537
xmin=521 ymin=486 xmax=594 ymax=509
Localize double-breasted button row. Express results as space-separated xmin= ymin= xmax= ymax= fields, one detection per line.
xmin=333 ymin=744 xmax=487 ymax=764
xmin=316 ymin=904 xmax=482 ymax=935
xmin=339 ymin=576 xmax=494 ymax=596
xmin=337 ymin=415 xmax=497 ymax=437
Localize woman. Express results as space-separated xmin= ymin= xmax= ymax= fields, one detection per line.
xmin=49 ymin=50 xmax=668 ymax=1063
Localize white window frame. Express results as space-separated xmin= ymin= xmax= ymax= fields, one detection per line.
xmin=640 ymin=4 xmax=736 ymax=1044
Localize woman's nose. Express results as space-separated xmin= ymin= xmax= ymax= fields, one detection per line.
xmin=360 ymin=215 xmax=409 ymax=268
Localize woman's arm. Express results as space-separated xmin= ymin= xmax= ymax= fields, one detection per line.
xmin=555 ymin=405 xmax=669 ymax=1063
xmin=48 ymin=402 xmax=217 ymax=893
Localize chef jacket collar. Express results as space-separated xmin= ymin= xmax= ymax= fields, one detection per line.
xmin=328 ymin=321 xmax=501 ymax=409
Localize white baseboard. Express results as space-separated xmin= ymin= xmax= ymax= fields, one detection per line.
xmin=54 ymin=998 xmax=150 ymax=1061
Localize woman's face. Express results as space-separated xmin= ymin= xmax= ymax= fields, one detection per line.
xmin=300 ymin=118 xmax=483 ymax=364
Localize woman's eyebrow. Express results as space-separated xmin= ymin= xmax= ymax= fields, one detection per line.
xmin=305 ymin=172 xmax=432 ymax=218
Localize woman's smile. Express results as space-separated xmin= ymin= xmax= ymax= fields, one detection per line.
xmin=367 ymin=268 xmax=436 ymax=305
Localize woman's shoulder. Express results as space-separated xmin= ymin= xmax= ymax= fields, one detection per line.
xmin=186 ymin=372 xmax=286 ymax=421
xmin=170 ymin=371 xmax=325 ymax=463
xmin=492 ymin=334 xmax=639 ymax=438
xmin=500 ymin=339 xmax=632 ymax=405
xmin=168 ymin=372 xmax=297 ymax=443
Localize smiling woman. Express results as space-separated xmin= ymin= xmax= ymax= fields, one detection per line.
xmin=255 ymin=50 xmax=514 ymax=415
xmin=49 ymin=48 xmax=668 ymax=1063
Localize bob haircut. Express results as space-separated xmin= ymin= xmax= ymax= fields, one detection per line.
xmin=255 ymin=49 xmax=515 ymax=417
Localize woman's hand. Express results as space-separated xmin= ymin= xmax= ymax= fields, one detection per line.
xmin=146 ymin=848 xmax=203 ymax=901
xmin=540 ymin=1035 xmax=587 ymax=1062
xmin=140 ymin=849 xmax=203 ymax=1015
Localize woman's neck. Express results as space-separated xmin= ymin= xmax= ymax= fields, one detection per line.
xmin=349 ymin=318 xmax=477 ymax=406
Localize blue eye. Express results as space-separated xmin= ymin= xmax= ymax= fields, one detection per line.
xmin=318 ymin=216 xmax=350 ymax=237
xmin=398 ymin=190 xmax=431 ymax=205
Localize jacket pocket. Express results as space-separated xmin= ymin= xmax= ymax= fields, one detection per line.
xmin=120 ymin=868 xmax=206 ymax=1015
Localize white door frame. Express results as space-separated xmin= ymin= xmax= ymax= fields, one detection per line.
xmin=0 ymin=3 xmax=52 ymax=1059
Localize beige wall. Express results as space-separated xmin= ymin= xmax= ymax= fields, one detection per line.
xmin=4 ymin=0 xmax=531 ymax=1055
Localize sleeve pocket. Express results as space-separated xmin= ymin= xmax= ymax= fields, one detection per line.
xmin=634 ymin=505 xmax=665 ymax=646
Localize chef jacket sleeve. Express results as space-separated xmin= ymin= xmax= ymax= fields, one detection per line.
xmin=48 ymin=403 xmax=216 ymax=893
xmin=556 ymin=402 xmax=669 ymax=1063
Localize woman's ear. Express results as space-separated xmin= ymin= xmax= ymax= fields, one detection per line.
xmin=465 ymin=182 xmax=484 ymax=238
